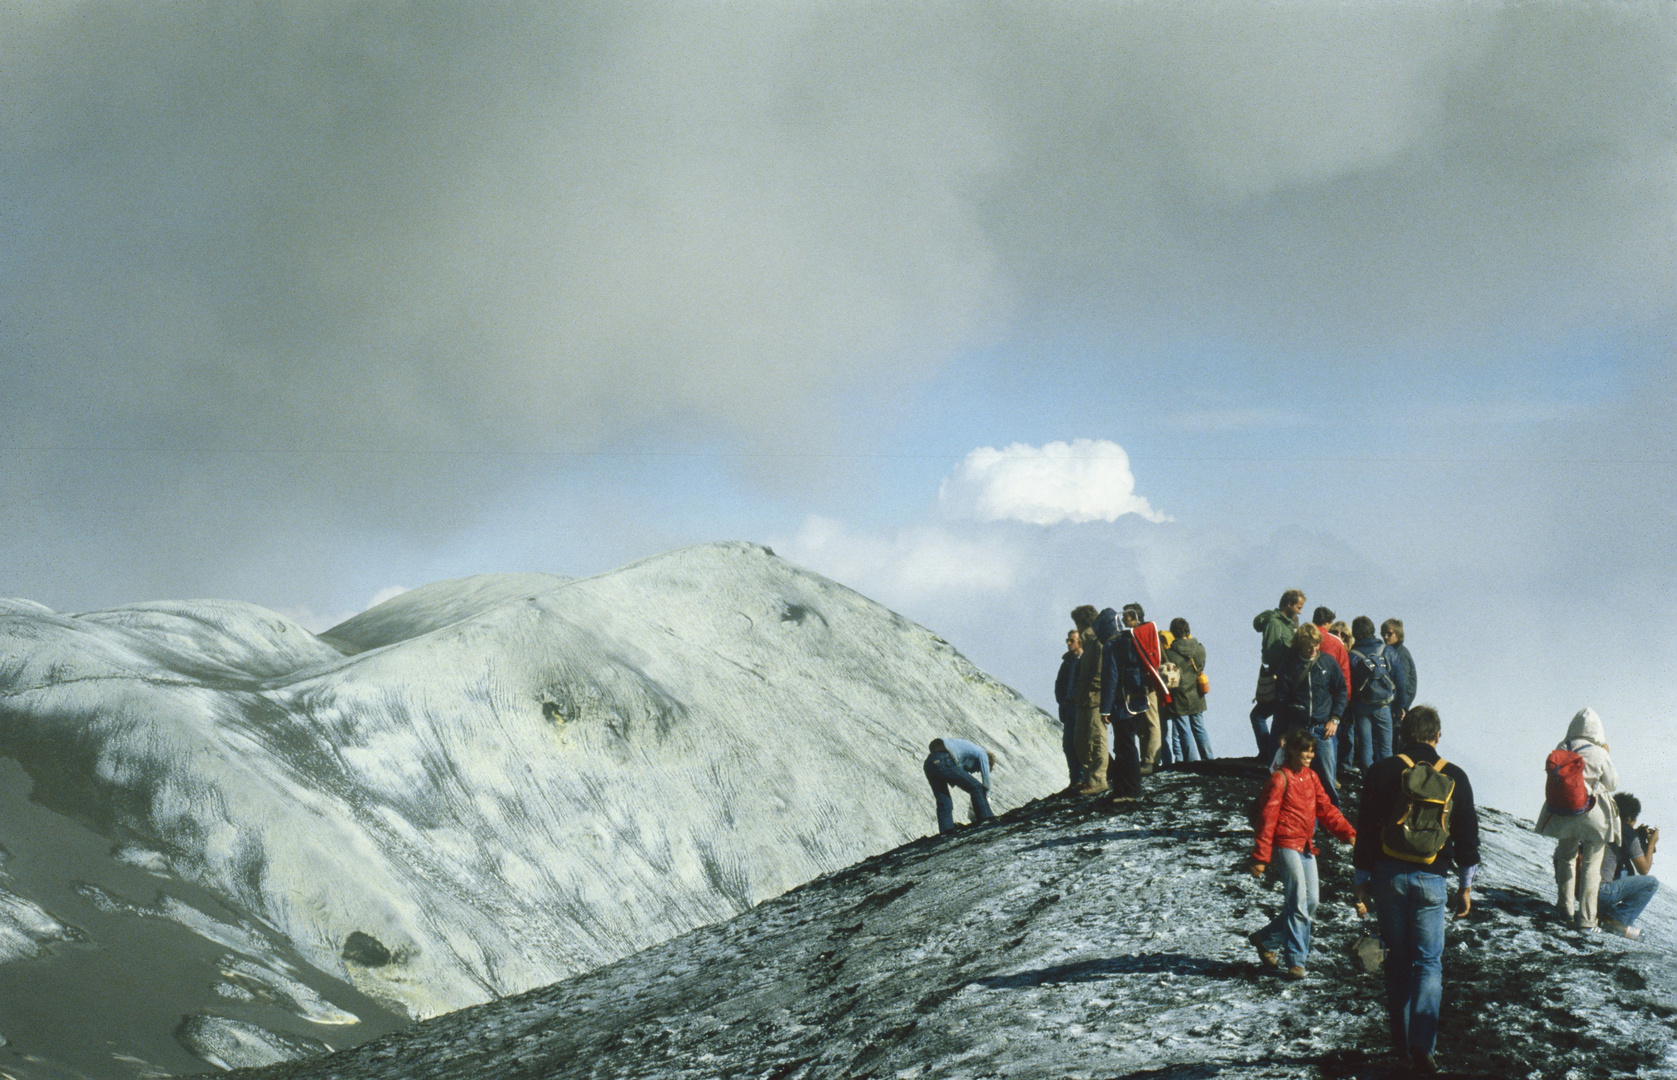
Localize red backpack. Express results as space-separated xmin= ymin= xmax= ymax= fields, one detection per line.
xmin=1545 ymin=746 xmax=1593 ymax=815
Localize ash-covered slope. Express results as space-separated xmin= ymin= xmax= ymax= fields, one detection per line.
xmin=0 ymin=542 xmax=1063 ymax=1078
xmin=241 ymin=765 xmax=1677 ymax=1080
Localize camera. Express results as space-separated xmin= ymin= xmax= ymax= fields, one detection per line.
xmin=1636 ymin=823 xmax=1657 ymax=849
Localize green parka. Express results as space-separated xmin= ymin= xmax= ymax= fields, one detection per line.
xmin=1164 ymin=636 xmax=1207 ymax=717
xmin=1253 ymin=608 xmax=1297 ymax=672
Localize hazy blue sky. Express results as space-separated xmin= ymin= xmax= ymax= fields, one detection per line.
xmin=3 ymin=2 xmax=1674 ymax=822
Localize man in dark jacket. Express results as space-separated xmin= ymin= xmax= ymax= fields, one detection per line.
xmin=1272 ymin=623 xmax=1346 ymax=805
xmin=1096 ymin=607 xmax=1144 ymax=801
xmin=1070 ymin=606 xmax=1108 ymax=796
xmin=1250 ymin=589 xmax=1306 ymax=759
xmin=1381 ymin=618 xmax=1417 ymax=723
xmin=1055 ymin=629 xmax=1083 ymax=790
xmin=1352 ymin=706 xmax=1479 ymax=1075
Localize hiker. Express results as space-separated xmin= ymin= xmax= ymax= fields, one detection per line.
xmin=1271 ymin=623 xmax=1347 ymax=806
xmin=1535 ymin=707 xmax=1619 ymax=929
xmin=1599 ymin=792 xmax=1659 ymax=939
xmin=1070 ymin=605 xmax=1108 ymax=796
xmin=1312 ymin=607 xmax=1353 ymax=707
xmin=1096 ymin=607 xmax=1143 ymax=802
xmin=1248 ymin=727 xmax=1357 ymax=979
xmin=1352 ymin=706 xmax=1480 ymax=1075
xmin=1055 ymin=629 xmax=1083 ymax=790
xmin=1118 ymin=604 xmax=1172 ymax=773
xmin=1348 ymin=615 xmax=1408 ymax=771
xmin=1162 ymin=617 xmax=1213 ymax=762
xmin=1328 ymin=620 xmax=1355 ymax=770
xmin=923 ymin=738 xmax=995 ymax=834
xmin=1251 ymin=590 xmax=1306 ymax=759
xmin=1381 ymin=619 xmax=1417 ymax=723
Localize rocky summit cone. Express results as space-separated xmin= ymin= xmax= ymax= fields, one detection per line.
xmin=234 ymin=763 xmax=1677 ymax=1080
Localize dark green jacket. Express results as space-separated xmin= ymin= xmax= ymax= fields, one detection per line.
xmin=1253 ymin=608 xmax=1297 ymax=671
xmin=1164 ymin=636 xmax=1206 ymax=716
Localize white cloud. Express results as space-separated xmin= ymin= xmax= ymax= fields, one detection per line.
xmin=365 ymin=585 xmax=410 ymax=610
xmin=781 ymin=516 xmax=1017 ymax=602
xmin=937 ymin=440 xmax=1169 ymax=526
xmin=277 ymin=585 xmax=408 ymax=634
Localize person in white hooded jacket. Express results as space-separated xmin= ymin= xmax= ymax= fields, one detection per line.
xmin=1535 ymin=707 xmax=1620 ymax=929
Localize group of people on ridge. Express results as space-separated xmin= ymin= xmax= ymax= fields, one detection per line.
xmin=917 ymin=589 xmax=1657 ymax=1076
xmin=1053 ymin=603 xmax=1210 ymax=802
xmin=1249 ymin=591 xmax=1415 ymax=807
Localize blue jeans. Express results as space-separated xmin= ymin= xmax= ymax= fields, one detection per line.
xmin=1186 ymin=712 xmax=1214 ymax=759
xmin=1311 ymin=723 xmax=1341 ymax=807
xmin=924 ymin=751 xmax=994 ymax=834
xmin=1354 ymin=703 xmax=1393 ymax=770
xmin=1253 ymin=848 xmax=1318 ymax=968
xmin=1373 ymin=863 xmax=1448 ymax=1058
xmin=1600 ymin=874 xmax=1660 ymax=927
xmin=1164 ymin=712 xmax=1212 ymax=762
xmin=1250 ymin=702 xmax=1277 ymax=760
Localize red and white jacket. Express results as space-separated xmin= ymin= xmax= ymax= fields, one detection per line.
xmin=1252 ymin=763 xmax=1356 ymax=863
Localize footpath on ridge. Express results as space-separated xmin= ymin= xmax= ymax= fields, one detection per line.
xmin=237 ymin=763 xmax=1677 ymax=1080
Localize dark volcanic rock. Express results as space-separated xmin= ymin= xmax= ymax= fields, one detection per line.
xmin=341 ymin=932 xmax=393 ymax=968
xmin=235 ymin=765 xmax=1677 ymax=1080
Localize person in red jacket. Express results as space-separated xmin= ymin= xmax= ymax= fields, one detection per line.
xmin=1248 ymin=728 xmax=1357 ymax=978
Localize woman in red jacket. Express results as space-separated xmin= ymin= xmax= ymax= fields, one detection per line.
xmin=1248 ymin=728 xmax=1357 ymax=978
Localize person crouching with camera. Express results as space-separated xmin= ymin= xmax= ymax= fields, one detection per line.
xmin=1599 ymin=792 xmax=1659 ymax=939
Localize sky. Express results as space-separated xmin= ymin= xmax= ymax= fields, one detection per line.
xmin=3 ymin=1 xmax=1675 ymax=827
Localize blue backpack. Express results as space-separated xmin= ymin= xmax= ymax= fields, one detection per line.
xmin=1352 ymin=643 xmax=1397 ymax=706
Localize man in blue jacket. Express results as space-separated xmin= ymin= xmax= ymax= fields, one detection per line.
xmin=1381 ymin=618 xmax=1417 ymax=723
xmin=1096 ymin=607 xmax=1144 ymax=802
xmin=1349 ymin=615 xmax=1409 ymax=769
xmin=1272 ymin=623 xmax=1346 ymax=805
xmin=1353 ymin=706 xmax=1478 ymax=1075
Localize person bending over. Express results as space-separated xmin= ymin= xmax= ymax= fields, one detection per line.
xmin=923 ymin=738 xmax=995 ymax=834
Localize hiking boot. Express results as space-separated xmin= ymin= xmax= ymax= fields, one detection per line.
xmin=1410 ymin=1049 xmax=1439 ymax=1073
xmin=1284 ymin=966 xmax=1307 ymax=980
xmin=1247 ymin=932 xmax=1279 ymax=969
xmin=1073 ymin=782 xmax=1109 ymax=796
xmin=1601 ymin=916 xmax=1640 ymax=939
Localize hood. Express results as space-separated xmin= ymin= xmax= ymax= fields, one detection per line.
xmin=1095 ymin=608 xmax=1120 ymax=642
xmin=1254 ymin=610 xmax=1273 ymax=632
xmin=1566 ymin=707 xmax=1607 ymax=747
